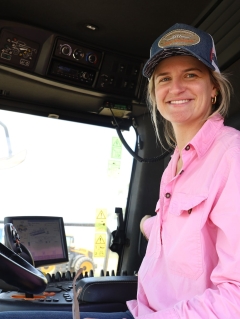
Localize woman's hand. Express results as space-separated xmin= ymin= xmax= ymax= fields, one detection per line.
xmin=140 ymin=215 xmax=152 ymax=240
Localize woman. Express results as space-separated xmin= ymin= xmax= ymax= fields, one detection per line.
xmin=128 ymin=23 xmax=240 ymax=319
xmin=1 ymin=23 xmax=240 ymax=319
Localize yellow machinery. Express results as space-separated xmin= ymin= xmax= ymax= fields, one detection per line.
xmin=40 ymin=235 xmax=95 ymax=275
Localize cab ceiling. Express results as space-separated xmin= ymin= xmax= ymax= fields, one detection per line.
xmin=0 ymin=0 xmax=239 ymax=124
xmin=0 ymin=0 xmax=215 ymax=58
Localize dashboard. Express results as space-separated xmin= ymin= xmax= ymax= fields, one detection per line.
xmin=0 ymin=217 xmax=137 ymax=312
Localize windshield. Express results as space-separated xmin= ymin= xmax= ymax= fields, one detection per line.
xmin=0 ymin=109 xmax=136 ymax=277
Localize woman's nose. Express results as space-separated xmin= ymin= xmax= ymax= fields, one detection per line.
xmin=169 ymin=78 xmax=185 ymax=94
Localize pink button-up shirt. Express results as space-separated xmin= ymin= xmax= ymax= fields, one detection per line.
xmin=127 ymin=114 xmax=240 ymax=318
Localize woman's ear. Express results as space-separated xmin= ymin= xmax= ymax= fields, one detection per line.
xmin=211 ymin=87 xmax=218 ymax=98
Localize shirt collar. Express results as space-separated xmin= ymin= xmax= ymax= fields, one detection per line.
xmin=187 ymin=113 xmax=224 ymax=158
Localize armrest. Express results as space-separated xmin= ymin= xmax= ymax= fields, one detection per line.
xmin=76 ymin=276 xmax=137 ymax=303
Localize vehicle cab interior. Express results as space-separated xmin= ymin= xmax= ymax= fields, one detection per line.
xmin=0 ymin=0 xmax=239 ymax=316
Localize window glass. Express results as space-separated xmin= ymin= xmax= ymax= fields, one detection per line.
xmin=0 ymin=109 xmax=136 ymax=277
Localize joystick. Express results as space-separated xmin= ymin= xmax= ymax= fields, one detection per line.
xmin=0 ymin=242 xmax=47 ymax=295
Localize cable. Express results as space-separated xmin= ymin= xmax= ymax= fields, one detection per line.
xmin=110 ymin=109 xmax=172 ymax=163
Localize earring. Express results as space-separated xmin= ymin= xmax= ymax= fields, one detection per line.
xmin=211 ymin=96 xmax=217 ymax=104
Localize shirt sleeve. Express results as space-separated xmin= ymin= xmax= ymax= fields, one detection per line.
xmin=136 ymin=146 xmax=240 ymax=319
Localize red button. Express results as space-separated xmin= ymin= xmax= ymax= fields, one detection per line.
xmin=165 ymin=193 xmax=171 ymax=198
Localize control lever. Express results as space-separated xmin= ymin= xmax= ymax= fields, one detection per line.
xmin=110 ymin=207 xmax=129 ymax=255
xmin=0 ymin=242 xmax=47 ymax=295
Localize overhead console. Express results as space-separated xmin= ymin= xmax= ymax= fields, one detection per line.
xmin=0 ymin=21 xmax=145 ymax=105
xmin=48 ymin=38 xmax=142 ymax=99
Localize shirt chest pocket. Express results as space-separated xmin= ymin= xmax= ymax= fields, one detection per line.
xmin=163 ymin=192 xmax=208 ymax=280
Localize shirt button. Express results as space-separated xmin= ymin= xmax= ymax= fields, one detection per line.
xmin=165 ymin=193 xmax=171 ymax=198
xmin=185 ymin=145 xmax=190 ymax=151
xmin=179 ymin=170 xmax=184 ymax=175
xmin=188 ymin=208 xmax=192 ymax=214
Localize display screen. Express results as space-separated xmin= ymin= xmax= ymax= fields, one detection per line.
xmin=4 ymin=216 xmax=68 ymax=268
xmin=58 ymin=65 xmax=78 ymax=76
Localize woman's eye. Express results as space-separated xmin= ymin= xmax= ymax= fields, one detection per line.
xmin=159 ymin=77 xmax=170 ymax=82
xmin=186 ymin=73 xmax=196 ymax=78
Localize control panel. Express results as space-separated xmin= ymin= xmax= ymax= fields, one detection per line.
xmin=0 ymin=269 xmax=134 ymax=311
xmin=47 ymin=38 xmax=103 ymax=88
xmin=48 ymin=60 xmax=96 ymax=87
xmin=95 ymin=53 xmax=143 ymax=98
xmin=0 ymin=270 xmax=81 ymax=310
xmin=54 ymin=38 xmax=102 ymax=68
xmin=0 ymin=29 xmax=39 ymax=70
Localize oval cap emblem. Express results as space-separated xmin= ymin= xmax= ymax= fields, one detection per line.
xmin=158 ymin=29 xmax=200 ymax=48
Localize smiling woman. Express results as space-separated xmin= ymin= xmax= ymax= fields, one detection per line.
xmin=129 ymin=23 xmax=240 ymax=319
xmin=147 ymin=39 xmax=232 ymax=148
xmin=153 ymin=55 xmax=217 ymax=147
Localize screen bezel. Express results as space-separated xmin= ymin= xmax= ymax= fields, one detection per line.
xmin=4 ymin=216 xmax=69 ymax=268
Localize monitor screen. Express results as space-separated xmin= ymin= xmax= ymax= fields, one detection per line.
xmin=4 ymin=216 xmax=68 ymax=268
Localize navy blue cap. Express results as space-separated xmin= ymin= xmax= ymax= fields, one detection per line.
xmin=143 ymin=23 xmax=220 ymax=79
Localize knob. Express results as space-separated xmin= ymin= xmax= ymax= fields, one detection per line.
xmin=82 ymin=72 xmax=90 ymax=80
xmin=89 ymin=270 xmax=94 ymax=277
xmin=77 ymin=272 xmax=83 ymax=280
xmin=46 ymin=273 xmax=52 ymax=283
xmin=87 ymin=53 xmax=97 ymax=64
xmin=66 ymin=271 xmax=72 ymax=281
xmin=73 ymin=48 xmax=84 ymax=60
xmin=111 ymin=270 xmax=115 ymax=276
xmin=55 ymin=271 xmax=62 ymax=281
xmin=60 ymin=44 xmax=72 ymax=56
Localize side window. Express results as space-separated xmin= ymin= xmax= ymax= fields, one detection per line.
xmin=0 ymin=109 xmax=136 ymax=276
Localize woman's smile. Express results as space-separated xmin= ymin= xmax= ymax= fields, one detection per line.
xmin=167 ymin=99 xmax=192 ymax=105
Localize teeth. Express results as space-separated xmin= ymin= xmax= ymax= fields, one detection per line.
xmin=170 ymin=100 xmax=189 ymax=104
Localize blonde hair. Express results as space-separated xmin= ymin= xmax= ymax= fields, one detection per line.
xmin=147 ymin=69 xmax=233 ymax=148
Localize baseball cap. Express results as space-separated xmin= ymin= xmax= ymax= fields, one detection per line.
xmin=143 ymin=23 xmax=220 ymax=79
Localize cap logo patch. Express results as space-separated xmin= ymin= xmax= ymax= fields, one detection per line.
xmin=158 ymin=29 xmax=200 ymax=48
